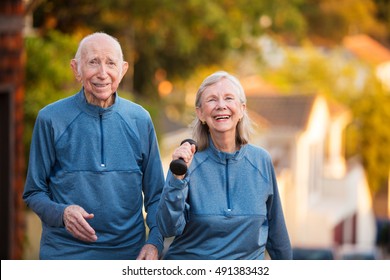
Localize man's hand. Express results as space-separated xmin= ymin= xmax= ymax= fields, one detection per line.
xmin=136 ymin=244 xmax=159 ymax=260
xmin=63 ymin=205 xmax=98 ymax=242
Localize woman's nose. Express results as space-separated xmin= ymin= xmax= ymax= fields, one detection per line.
xmin=216 ymin=98 xmax=227 ymax=109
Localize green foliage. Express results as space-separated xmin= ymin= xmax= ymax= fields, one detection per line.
xmin=32 ymin=0 xmax=312 ymax=99
xmin=262 ymin=0 xmax=307 ymax=38
xmin=24 ymin=31 xmax=80 ymax=156
xmin=348 ymin=83 xmax=390 ymax=193
xmin=301 ymin=0 xmax=386 ymax=42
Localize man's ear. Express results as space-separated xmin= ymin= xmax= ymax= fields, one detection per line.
xmin=121 ymin=61 xmax=129 ymax=79
xmin=70 ymin=59 xmax=82 ymax=82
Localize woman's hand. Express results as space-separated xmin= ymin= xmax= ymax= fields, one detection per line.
xmin=171 ymin=141 xmax=197 ymax=179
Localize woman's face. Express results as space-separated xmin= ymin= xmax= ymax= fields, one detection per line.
xmin=196 ymin=78 xmax=245 ymax=137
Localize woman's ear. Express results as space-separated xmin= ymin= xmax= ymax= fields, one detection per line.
xmin=240 ymin=103 xmax=246 ymax=119
xmin=196 ymin=106 xmax=204 ymax=123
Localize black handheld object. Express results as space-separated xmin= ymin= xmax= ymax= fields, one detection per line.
xmin=169 ymin=139 xmax=198 ymax=175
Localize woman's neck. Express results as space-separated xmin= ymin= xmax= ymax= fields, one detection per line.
xmin=210 ymin=132 xmax=238 ymax=153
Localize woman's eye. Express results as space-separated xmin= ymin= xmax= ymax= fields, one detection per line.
xmin=226 ymin=95 xmax=235 ymax=100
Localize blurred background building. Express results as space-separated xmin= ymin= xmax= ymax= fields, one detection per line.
xmin=0 ymin=0 xmax=26 ymax=260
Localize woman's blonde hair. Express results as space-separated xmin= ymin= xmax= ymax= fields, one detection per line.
xmin=191 ymin=71 xmax=254 ymax=151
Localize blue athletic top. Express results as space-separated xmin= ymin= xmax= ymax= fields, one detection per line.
xmin=23 ymin=89 xmax=164 ymax=259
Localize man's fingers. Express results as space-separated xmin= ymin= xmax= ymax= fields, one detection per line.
xmin=66 ymin=220 xmax=97 ymax=242
xmin=64 ymin=205 xmax=97 ymax=242
xmin=136 ymin=244 xmax=158 ymax=260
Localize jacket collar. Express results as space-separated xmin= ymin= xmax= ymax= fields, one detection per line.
xmin=206 ymin=135 xmax=246 ymax=163
xmin=75 ymin=88 xmax=119 ymax=117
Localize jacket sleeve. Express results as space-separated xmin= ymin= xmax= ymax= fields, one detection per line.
xmin=156 ymin=172 xmax=190 ymax=238
xmin=22 ymin=112 xmax=68 ymax=227
xmin=140 ymin=117 xmax=165 ymax=253
xmin=265 ymin=158 xmax=293 ymax=260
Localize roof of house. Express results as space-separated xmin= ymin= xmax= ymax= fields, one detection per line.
xmin=246 ymin=94 xmax=316 ymax=130
xmin=342 ymin=34 xmax=390 ymax=65
xmin=327 ymin=98 xmax=351 ymax=120
xmin=240 ymin=75 xmax=279 ymax=96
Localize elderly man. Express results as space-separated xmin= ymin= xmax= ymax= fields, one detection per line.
xmin=23 ymin=32 xmax=164 ymax=260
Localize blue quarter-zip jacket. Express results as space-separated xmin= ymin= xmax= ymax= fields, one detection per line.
xmin=23 ymin=89 xmax=164 ymax=259
xmin=157 ymin=139 xmax=292 ymax=260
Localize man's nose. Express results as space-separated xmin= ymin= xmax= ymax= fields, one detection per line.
xmin=97 ymin=64 xmax=108 ymax=77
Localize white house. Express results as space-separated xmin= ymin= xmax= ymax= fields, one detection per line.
xmin=343 ymin=34 xmax=390 ymax=91
xmin=245 ymin=91 xmax=377 ymax=257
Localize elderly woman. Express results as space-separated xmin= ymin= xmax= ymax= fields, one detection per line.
xmin=157 ymin=71 xmax=292 ymax=260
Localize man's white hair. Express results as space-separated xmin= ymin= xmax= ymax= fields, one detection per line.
xmin=74 ymin=32 xmax=124 ymax=75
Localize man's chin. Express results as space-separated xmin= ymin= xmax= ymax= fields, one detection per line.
xmin=84 ymin=90 xmax=116 ymax=107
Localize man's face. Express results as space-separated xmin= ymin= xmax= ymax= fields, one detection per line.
xmin=72 ymin=36 xmax=128 ymax=103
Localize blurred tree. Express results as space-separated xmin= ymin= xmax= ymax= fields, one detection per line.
xmin=348 ymin=81 xmax=390 ymax=194
xmin=24 ymin=31 xmax=79 ymax=158
xmin=31 ymin=0 xmax=309 ymax=99
xmin=301 ymin=0 xmax=387 ymax=44
xmin=374 ymin=0 xmax=390 ymax=43
xmin=28 ymin=0 xmax=389 ymax=99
